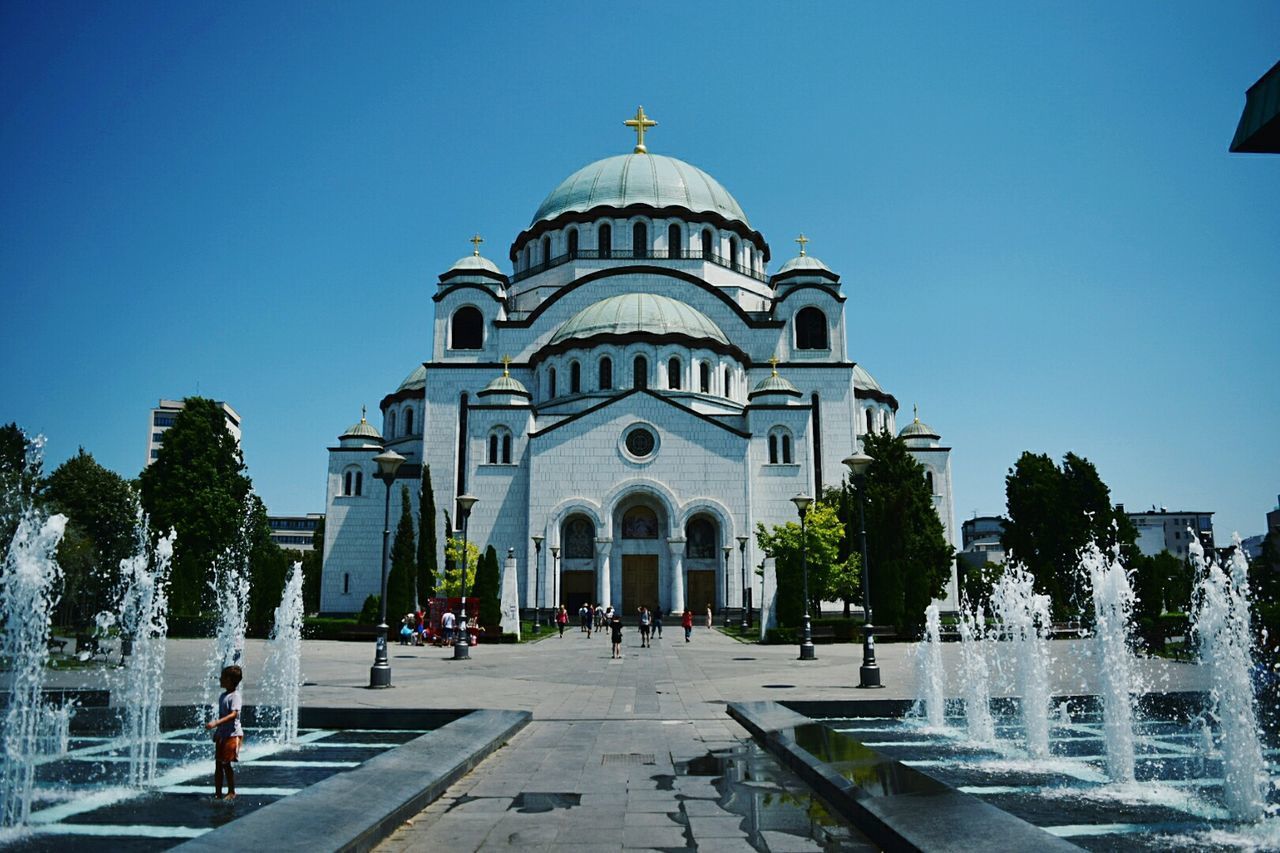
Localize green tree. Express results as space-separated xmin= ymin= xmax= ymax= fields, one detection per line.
xmin=244 ymin=494 xmax=290 ymax=635
xmin=1 ymin=422 xmax=43 ymax=549
xmin=416 ymin=465 xmax=437 ymax=602
xmin=386 ymin=486 xmax=417 ymax=622
xmin=474 ymin=544 xmax=502 ymax=628
xmin=300 ymin=517 xmax=324 ymax=613
xmin=1001 ymin=451 xmax=1133 ymax=618
xmin=859 ymin=430 xmax=955 ymax=633
xmin=43 ymin=449 xmax=139 ymax=626
xmin=755 ymin=501 xmax=848 ymax=628
xmin=439 ymin=531 xmax=479 ymax=598
xmin=138 ymin=398 xmax=252 ymax=613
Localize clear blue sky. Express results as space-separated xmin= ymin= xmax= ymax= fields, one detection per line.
xmin=3 ymin=2 xmax=1277 ymax=538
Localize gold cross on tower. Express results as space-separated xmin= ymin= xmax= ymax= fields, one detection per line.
xmin=769 ymin=355 xmax=780 ymax=376
xmin=501 ymin=355 xmax=512 ymax=377
xmin=469 ymin=234 xmax=484 ymax=256
xmin=624 ymin=106 xmax=657 ymax=154
xmin=795 ymin=234 xmax=809 ymax=257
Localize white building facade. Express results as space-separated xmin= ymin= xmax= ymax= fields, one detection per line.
xmin=320 ymin=124 xmax=958 ymax=616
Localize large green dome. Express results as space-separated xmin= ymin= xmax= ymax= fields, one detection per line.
xmin=531 ymin=154 xmax=749 ymax=227
xmin=550 ymin=293 xmax=728 ymax=346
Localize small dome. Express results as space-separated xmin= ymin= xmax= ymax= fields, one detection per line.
xmin=532 ymin=154 xmax=749 ymax=227
xmin=777 ymin=254 xmax=831 ymax=275
xmin=397 ymin=365 xmax=426 ymax=393
xmin=449 ymin=254 xmax=503 ymax=275
xmin=751 ymin=373 xmax=798 ymax=395
xmin=483 ymin=373 xmax=529 ymax=395
xmin=550 ymin=293 xmax=729 ymax=347
xmin=899 ymin=410 xmax=940 ymax=440
xmin=341 ymin=409 xmax=382 ymax=440
xmin=852 ymin=364 xmax=883 ymax=393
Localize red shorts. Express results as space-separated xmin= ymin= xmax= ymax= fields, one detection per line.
xmin=215 ymin=736 xmax=241 ymax=763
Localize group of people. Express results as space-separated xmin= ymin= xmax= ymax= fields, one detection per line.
xmin=398 ymin=609 xmax=475 ymax=647
xmin=548 ymin=602 xmax=707 ymax=655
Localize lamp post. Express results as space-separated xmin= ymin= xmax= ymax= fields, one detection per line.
xmin=550 ymin=547 xmax=560 ymax=611
xmin=737 ymin=535 xmax=749 ymax=631
xmin=453 ymin=494 xmax=478 ymax=661
xmin=531 ymin=535 xmax=544 ymax=633
xmin=843 ymin=450 xmax=882 ymax=688
xmin=369 ymin=449 xmax=405 ymax=688
xmin=791 ymin=493 xmax=816 ymax=661
xmin=722 ymin=546 xmax=733 ymax=627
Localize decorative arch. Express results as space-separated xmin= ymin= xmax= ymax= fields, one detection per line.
xmin=675 ymin=496 xmax=737 ymax=543
xmin=562 ymin=514 xmax=596 ymax=558
xmin=795 ymin=306 xmax=829 ymax=350
xmin=602 ymin=478 xmax=680 ymax=538
xmin=450 ymin=305 xmax=484 ymax=350
xmin=546 ymin=497 xmax=607 ymax=547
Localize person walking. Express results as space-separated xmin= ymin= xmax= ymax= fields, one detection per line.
xmin=637 ymin=606 xmax=651 ymax=648
xmin=441 ymin=609 xmax=456 ymax=646
xmin=705 ymin=603 xmax=713 ymax=629
xmin=603 ymin=606 xmax=614 ymax=640
xmin=653 ymin=607 xmax=663 ymax=640
xmin=610 ymin=609 xmax=624 ymax=659
xmin=682 ymin=609 xmax=694 ymax=642
xmin=556 ymin=604 xmax=568 ymax=638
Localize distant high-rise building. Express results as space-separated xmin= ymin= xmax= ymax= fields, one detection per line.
xmin=268 ymin=513 xmax=324 ymax=552
xmin=1125 ymin=508 xmax=1214 ymax=559
xmin=146 ymin=398 xmax=241 ymax=466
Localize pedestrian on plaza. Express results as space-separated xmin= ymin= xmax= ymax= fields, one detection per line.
xmin=682 ymin=609 xmax=694 ymax=642
xmin=585 ymin=604 xmax=594 ymax=637
xmin=204 ymin=665 xmax=243 ymax=801
xmin=637 ymin=606 xmax=651 ymax=648
xmin=594 ymin=604 xmax=605 ymax=631
xmin=603 ymin=606 xmax=614 ymax=639
xmin=705 ymin=604 xmax=713 ymax=629
xmin=578 ymin=603 xmax=588 ymax=633
xmin=556 ymin=604 xmax=568 ymax=638
xmin=442 ymin=609 xmax=456 ymax=646
xmin=610 ymin=609 xmax=624 ymax=659
xmin=653 ymin=607 xmax=663 ymax=640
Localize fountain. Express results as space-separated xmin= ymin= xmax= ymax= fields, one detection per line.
xmin=262 ymin=561 xmax=304 ymax=743
xmin=913 ymin=603 xmax=947 ymax=728
xmin=989 ymin=563 xmax=1053 ymax=757
xmin=1190 ymin=532 xmax=1267 ymax=822
xmin=0 ymin=508 xmax=66 ymax=828
xmin=201 ymin=502 xmax=253 ymax=723
xmin=1083 ymin=541 xmax=1138 ymax=782
xmin=957 ymin=602 xmax=994 ymax=744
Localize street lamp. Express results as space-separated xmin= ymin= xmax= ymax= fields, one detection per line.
xmin=721 ymin=545 xmax=732 ymax=625
xmin=369 ymin=448 xmax=405 ymax=688
xmin=550 ymin=547 xmax=560 ymax=611
xmin=453 ymin=494 xmax=478 ymax=661
xmin=531 ymin=535 xmax=544 ymax=632
xmin=843 ymin=450 xmax=882 ymax=689
xmin=737 ymin=535 xmax=749 ymax=631
xmin=791 ymin=493 xmax=816 ymax=661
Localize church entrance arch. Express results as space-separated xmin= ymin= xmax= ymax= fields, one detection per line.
xmin=616 ymin=499 xmax=665 ymax=614
xmin=684 ymin=514 xmax=720 ymax=615
xmin=560 ymin=513 xmax=596 ymax=612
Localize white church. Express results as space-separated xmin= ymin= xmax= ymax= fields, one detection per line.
xmin=320 ymin=109 xmax=958 ymax=619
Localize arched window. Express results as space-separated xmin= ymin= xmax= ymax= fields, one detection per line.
xmin=685 ymin=517 xmax=716 ymax=559
xmin=699 ymin=362 xmax=710 ymax=393
xmin=541 ymin=235 xmax=552 ymax=265
xmin=622 ymin=506 xmax=659 ymax=539
xmin=387 ymin=411 xmax=396 ymax=437
xmin=633 ymin=356 xmax=648 ymax=390
xmin=343 ymin=573 xmax=350 ymax=594
xmin=795 ymin=307 xmax=829 ymax=350
xmin=667 ymin=357 xmax=681 ymax=390
xmin=598 ymin=223 xmax=612 ymax=258
xmin=343 ymin=466 xmax=363 ymax=496
xmin=767 ymin=427 xmax=794 ymax=465
xmin=570 ymin=361 xmax=581 ymax=394
xmin=701 ymin=229 xmax=713 ymax=259
xmin=730 ymin=237 xmax=740 ymax=269
xmin=865 ymin=409 xmax=874 ymax=434
xmin=768 ymin=434 xmax=778 ymax=465
xmin=450 ymin=306 xmax=483 ymax=349
xmin=488 ymin=433 xmax=498 ymax=464
xmin=782 ymin=433 xmax=793 ymax=464
xmin=488 ymin=427 xmax=513 ymax=464
xmin=563 ymin=515 xmax=595 ymax=558
xmin=548 ymin=367 xmax=557 ymax=398
xmin=723 ymin=366 xmax=731 ymax=397
xmin=599 ymin=357 xmax=613 ymax=390
xmin=667 ymin=223 xmax=681 ymax=258
xmin=925 ymin=470 xmax=935 ymax=494
xmin=502 ymin=433 xmax=512 ymax=465
xmin=633 ymin=221 xmax=647 ymax=258
xmin=567 ymin=228 xmax=578 ymax=259
xmin=404 ymin=408 xmax=413 ymax=436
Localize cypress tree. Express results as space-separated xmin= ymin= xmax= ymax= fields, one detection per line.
xmin=386 ymin=486 xmax=416 ymax=622
xmin=416 ymin=465 xmax=437 ymax=602
xmin=475 ymin=544 xmax=502 ymax=628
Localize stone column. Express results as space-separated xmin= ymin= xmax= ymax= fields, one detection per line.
xmin=667 ymin=538 xmax=686 ymax=615
xmin=595 ymin=538 xmax=613 ymax=608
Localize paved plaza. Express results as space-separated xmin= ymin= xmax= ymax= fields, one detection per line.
xmin=48 ymin=625 xmax=1209 ymax=851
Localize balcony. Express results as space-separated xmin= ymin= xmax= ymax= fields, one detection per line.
xmin=509 ymin=247 xmax=769 ymax=285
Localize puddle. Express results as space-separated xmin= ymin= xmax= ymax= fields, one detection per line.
xmin=508 ymin=792 xmax=581 ymax=813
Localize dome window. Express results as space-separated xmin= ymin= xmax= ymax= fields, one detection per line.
xmin=729 ymin=237 xmax=740 ymax=270
xmin=450 ymin=306 xmax=483 ymax=350
xmin=723 ymin=366 xmax=731 ymax=397
xmin=403 ymin=408 xmax=413 ymax=436
xmin=541 ymin=236 xmax=552 ymax=266
xmin=795 ymin=307 xmax=829 ymax=350
xmin=570 ymin=361 xmax=582 ymax=394
xmin=667 ymin=357 xmax=682 ymax=390
xmin=667 ymin=223 xmax=682 ymax=259
xmin=699 ymin=362 xmax=710 ymax=393
xmin=598 ymin=223 xmax=612 ymax=259
xmin=548 ymin=367 xmax=557 ymax=398
xmin=701 ymin=229 xmax=713 ymax=259
xmin=567 ymin=227 xmax=579 ymax=259
xmin=633 ymin=221 xmax=648 ymax=258
xmin=633 ymin=356 xmax=648 ymax=390
xmin=387 ymin=411 xmax=396 ymax=437
xmin=599 ymin=357 xmax=613 ymax=390
xmin=865 ymin=408 xmax=875 ymax=434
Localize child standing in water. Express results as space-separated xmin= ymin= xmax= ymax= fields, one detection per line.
xmin=205 ymin=665 xmax=244 ymax=801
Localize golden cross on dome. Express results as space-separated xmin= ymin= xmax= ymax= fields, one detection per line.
xmin=469 ymin=234 xmax=484 ymax=256
xmin=624 ymin=106 xmax=657 ymax=154
xmin=360 ymin=405 xmax=367 ymax=422
xmin=501 ymin=355 xmax=512 ymax=377
xmin=768 ymin=355 xmax=779 ymax=376
xmin=913 ymin=403 xmax=919 ymax=422
xmin=795 ymin=234 xmax=809 ymax=256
